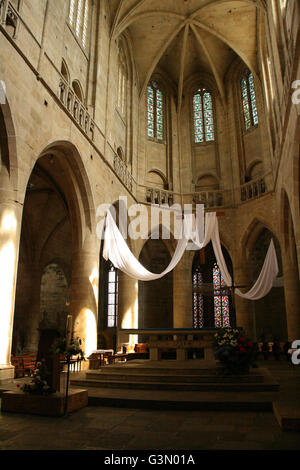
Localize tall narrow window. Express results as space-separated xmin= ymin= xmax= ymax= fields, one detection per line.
xmin=68 ymin=0 xmax=90 ymax=48
xmin=107 ymin=264 xmax=118 ymax=328
xmin=117 ymin=47 xmax=127 ymax=118
xmin=213 ymin=264 xmax=230 ymax=328
xmin=69 ymin=0 xmax=75 ymax=26
xmin=147 ymin=81 xmax=165 ymax=142
xmin=240 ymin=70 xmax=259 ymax=131
xmin=193 ymin=268 xmax=204 ymax=328
xmin=193 ymin=88 xmax=215 ymax=143
xmin=82 ymin=0 xmax=89 ymax=48
xmin=192 ymin=246 xmax=233 ymax=329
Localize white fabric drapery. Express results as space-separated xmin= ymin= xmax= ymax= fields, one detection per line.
xmin=103 ymin=210 xmax=189 ymax=282
xmin=103 ymin=210 xmax=279 ymax=300
xmin=235 ymin=239 xmax=279 ymax=300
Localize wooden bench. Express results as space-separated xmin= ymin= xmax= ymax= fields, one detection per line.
xmin=11 ymin=352 xmax=37 ymax=378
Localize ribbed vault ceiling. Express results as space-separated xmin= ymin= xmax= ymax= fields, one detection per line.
xmin=108 ymin=0 xmax=265 ymax=105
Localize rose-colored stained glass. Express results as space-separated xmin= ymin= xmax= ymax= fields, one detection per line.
xmin=213 ymin=264 xmax=230 ymax=328
xmin=193 ymin=269 xmax=204 ymax=328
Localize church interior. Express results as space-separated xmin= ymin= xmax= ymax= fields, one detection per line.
xmin=0 ymin=0 xmax=299 ymax=452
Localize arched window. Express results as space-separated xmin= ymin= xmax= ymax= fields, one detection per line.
xmin=213 ymin=263 xmax=230 ymax=328
xmin=192 ymin=87 xmax=215 ymax=143
xmin=72 ymin=80 xmax=84 ymax=102
xmin=117 ymin=47 xmax=127 ymax=118
xmin=147 ymin=80 xmax=165 ymax=142
xmin=106 ymin=263 xmax=118 ymax=328
xmin=192 ymin=244 xmax=233 ymax=329
xmin=240 ymin=70 xmax=259 ymax=131
xmin=193 ymin=268 xmax=204 ymax=328
xmin=61 ymin=60 xmax=70 ymax=83
xmin=68 ymin=0 xmax=90 ymax=48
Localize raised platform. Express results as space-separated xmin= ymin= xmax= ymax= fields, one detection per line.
xmin=70 ymin=360 xmax=279 ymax=411
xmin=1 ymin=389 xmax=88 ymax=417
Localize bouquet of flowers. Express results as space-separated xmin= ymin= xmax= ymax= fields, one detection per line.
xmin=214 ymin=328 xmax=254 ymax=375
xmin=50 ymin=336 xmax=84 ymax=360
xmin=18 ymin=359 xmax=53 ymax=395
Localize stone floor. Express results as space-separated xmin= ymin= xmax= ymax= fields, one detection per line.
xmin=0 ymin=361 xmax=299 ymax=451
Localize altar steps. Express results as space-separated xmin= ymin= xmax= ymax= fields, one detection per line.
xmin=70 ymin=365 xmax=279 ymax=393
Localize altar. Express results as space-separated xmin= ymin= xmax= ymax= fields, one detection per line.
xmin=120 ymin=328 xmax=219 ymax=362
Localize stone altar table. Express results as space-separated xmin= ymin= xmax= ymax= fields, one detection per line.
xmin=120 ymin=328 xmax=218 ymax=362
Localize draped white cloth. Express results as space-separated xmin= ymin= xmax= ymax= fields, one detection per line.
xmin=235 ymin=239 xmax=279 ymax=300
xmin=103 ymin=209 xmax=279 ymax=300
xmin=103 ymin=210 xmax=189 ymax=281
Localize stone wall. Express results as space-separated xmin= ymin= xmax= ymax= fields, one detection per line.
xmin=0 ymin=0 xmax=299 ymax=368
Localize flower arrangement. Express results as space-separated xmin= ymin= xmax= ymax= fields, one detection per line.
xmin=18 ymin=359 xmax=53 ymax=395
xmin=50 ymin=336 xmax=85 ymax=360
xmin=214 ymin=327 xmax=254 ymax=375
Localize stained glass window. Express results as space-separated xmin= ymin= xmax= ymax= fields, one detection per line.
xmin=213 ymin=263 xmax=230 ymax=328
xmin=241 ymin=70 xmax=259 ymax=131
xmin=193 ymin=88 xmax=215 ymax=143
xmin=193 ymin=269 xmax=204 ymax=328
xmin=107 ymin=264 xmax=118 ymax=328
xmin=147 ymin=81 xmax=164 ymax=142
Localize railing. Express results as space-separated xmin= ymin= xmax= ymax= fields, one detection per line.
xmin=145 ymin=187 xmax=174 ymax=206
xmin=58 ymin=77 xmax=95 ymax=141
xmin=0 ymin=0 xmax=19 ymax=37
xmin=191 ymin=189 xmax=234 ymax=209
xmin=113 ymin=152 xmax=133 ymax=193
xmin=240 ymin=173 xmax=272 ymax=203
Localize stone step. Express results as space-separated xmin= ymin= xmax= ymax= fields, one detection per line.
xmin=71 ymin=377 xmax=279 ymax=392
xmin=86 ymin=371 xmax=264 ymax=384
xmin=85 ymin=392 xmax=274 ymax=412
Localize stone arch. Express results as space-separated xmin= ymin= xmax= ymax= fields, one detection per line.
xmin=38 ymin=140 xmax=96 ymax=249
xmin=0 ymin=99 xmax=18 ymax=190
xmin=240 ymin=217 xmax=278 ymax=259
xmin=61 ymin=59 xmax=70 ymax=83
xmin=146 ymin=169 xmax=168 ymax=189
xmin=13 ymin=141 xmax=96 ymax=354
xmin=246 ymin=159 xmax=264 ymax=180
xmin=195 ymin=174 xmax=219 ymax=191
xmin=72 ymin=79 xmax=85 ymax=103
xmin=241 ymin=218 xmax=287 ymax=341
xmin=192 ymin=241 xmax=234 ymax=328
xmin=138 ymin=237 xmax=174 ymax=332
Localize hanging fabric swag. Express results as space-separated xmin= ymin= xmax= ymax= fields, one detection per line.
xmin=103 ymin=210 xmax=279 ymax=299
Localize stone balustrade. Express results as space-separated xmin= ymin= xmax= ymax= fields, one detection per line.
xmin=113 ymin=153 xmax=133 ymax=193
xmin=191 ymin=189 xmax=233 ymax=209
xmin=0 ymin=0 xmax=19 ymax=37
xmin=240 ymin=174 xmax=271 ymax=203
xmin=145 ymin=187 xmax=174 ymax=206
xmin=58 ymin=77 xmax=95 ymax=141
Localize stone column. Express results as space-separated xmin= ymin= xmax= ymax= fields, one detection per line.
xmin=233 ymin=264 xmax=254 ymax=338
xmin=0 ymin=198 xmax=22 ymax=383
xmin=117 ymin=270 xmax=138 ymax=351
xmin=71 ymin=234 xmax=99 ymax=362
xmin=282 ymin=256 xmax=300 ymax=341
xmin=173 ymin=251 xmax=193 ymax=328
